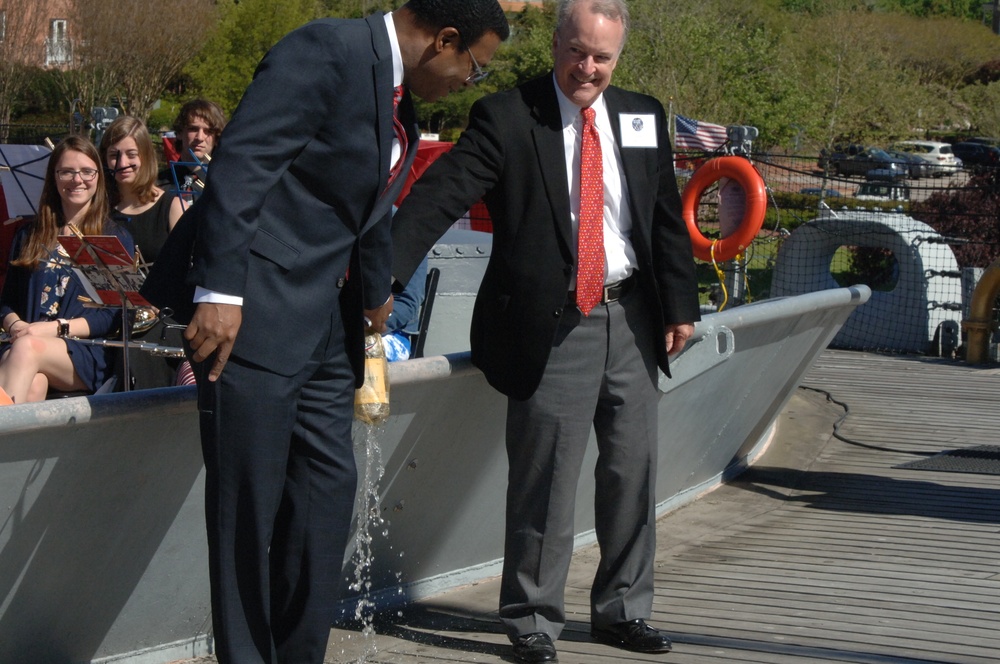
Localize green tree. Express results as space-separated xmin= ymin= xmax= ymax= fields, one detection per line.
xmin=959 ymin=81 xmax=1000 ymax=137
xmin=185 ymin=0 xmax=324 ymax=114
xmin=168 ymin=0 xmax=1000 ymax=144
xmin=878 ymin=0 xmax=981 ymax=19
xmin=620 ymin=0 xmax=808 ymax=149
xmin=413 ymin=2 xmax=557 ymax=136
xmin=487 ymin=1 xmax=558 ymax=90
xmin=319 ymin=0 xmax=397 ymax=18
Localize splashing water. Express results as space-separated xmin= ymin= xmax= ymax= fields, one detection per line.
xmin=348 ymin=423 xmax=387 ymax=663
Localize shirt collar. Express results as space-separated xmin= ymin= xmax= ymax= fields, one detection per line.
xmin=552 ymin=72 xmax=608 ymax=130
xmin=384 ymin=12 xmax=404 ymax=88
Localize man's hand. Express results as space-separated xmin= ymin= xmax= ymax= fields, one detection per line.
xmin=185 ymin=302 xmax=243 ymax=381
xmin=664 ymin=322 xmax=695 ymax=356
xmin=365 ymin=295 xmax=394 ymax=334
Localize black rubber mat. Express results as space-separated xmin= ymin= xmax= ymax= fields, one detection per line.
xmin=896 ymin=445 xmax=1000 ymax=475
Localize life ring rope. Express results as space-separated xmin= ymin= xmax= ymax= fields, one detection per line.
xmin=709 ymin=240 xmax=729 ymax=310
xmin=681 ymin=156 xmax=767 ymax=263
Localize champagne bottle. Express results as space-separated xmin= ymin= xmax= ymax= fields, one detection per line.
xmin=354 ymin=330 xmax=390 ymax=424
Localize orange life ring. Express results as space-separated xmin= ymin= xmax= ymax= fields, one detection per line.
xmin=681 ymin=156 xmax=767 ymax=262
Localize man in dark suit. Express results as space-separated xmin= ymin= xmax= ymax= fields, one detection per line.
xmin=391 ymin=1 xmax=700 ymax=661
xmin=173 ymin=3 xmax=509 ymax=663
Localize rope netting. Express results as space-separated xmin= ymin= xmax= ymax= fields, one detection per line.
xmin=676 ymin=152 xmax=1000 ymax=357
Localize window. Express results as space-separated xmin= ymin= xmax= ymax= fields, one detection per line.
xmin=46 ymin=19 xmax=71 ymax=65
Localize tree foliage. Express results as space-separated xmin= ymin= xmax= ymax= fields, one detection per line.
xmin=413 ymin=2 xmax=557 ymax=136
xmin=184 ymin=0 xmax=323 ymax=113
xmin=7 ymin=0 xmax=1000 ymax=151
xmin=37 ymin=0 xmax=218 ymax=125
xmin=0 ymin=0 xmax=46 ymax=133
xmin=616 ymin=0 xmax=1000 ymax=150
xmin=912 ymin=170 xmax=1000 ymax=268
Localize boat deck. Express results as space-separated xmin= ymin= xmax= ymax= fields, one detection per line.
xmin=185 ymin=349 xmax=1000 ymax=664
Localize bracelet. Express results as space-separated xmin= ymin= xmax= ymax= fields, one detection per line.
xmin=57 ymin=318 xmax=70 ymax=338
xmin=6 ymin=319 xmax=23 ymax=334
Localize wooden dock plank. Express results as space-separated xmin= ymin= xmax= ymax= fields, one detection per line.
xmin=179 ymin=350 xmax=1000 ymax=664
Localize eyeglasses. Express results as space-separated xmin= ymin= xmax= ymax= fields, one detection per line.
xmin=55 ymin=168 xmax=99 ymax=182
xmin=465 ymin=46 xmax=489 ymax=85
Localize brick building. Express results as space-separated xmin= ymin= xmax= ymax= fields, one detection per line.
xmin=0 ymin=0 xmax=76 ymax=69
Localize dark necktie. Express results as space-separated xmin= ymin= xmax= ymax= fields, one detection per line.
xmin=577 ymin=106 xmax=604 ymax=316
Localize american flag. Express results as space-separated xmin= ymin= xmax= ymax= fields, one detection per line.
xmin=674 ymin=114 xmax=728 ymax=153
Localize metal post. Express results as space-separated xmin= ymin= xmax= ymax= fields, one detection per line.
xmin=725 ymin=258 xmax=747 ymax=307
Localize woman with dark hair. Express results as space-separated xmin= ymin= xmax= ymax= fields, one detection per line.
xmin=0 ymin=136 xmax=134 ymax=404
xmin=100 ymin=115 xmax=184 ymax=262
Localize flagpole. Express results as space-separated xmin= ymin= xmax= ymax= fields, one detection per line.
xmin=669 ymin=98 xmax=677 ymax=178
xmin=668 ymin=97 xmax=674 ymax=144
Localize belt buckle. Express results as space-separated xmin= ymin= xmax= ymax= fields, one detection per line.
xmin=602 ymin=278 xmax=626 ymax=304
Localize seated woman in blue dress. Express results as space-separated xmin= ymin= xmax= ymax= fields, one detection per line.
xmin=0 ymin=135 xmax=134 ymax=405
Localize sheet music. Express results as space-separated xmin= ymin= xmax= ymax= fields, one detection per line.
xmin=57 ymin=235 xmax=150 ymax=307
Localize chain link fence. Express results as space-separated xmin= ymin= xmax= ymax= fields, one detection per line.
xmin=0 ymin=124 xmax=70 ymax=146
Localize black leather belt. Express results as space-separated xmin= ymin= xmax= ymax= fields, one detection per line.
xmin=570 ymin=274 xmax=635 ymax=305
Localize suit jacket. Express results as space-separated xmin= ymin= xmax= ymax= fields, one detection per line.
xmin=143 ymin=13 xmax=418 ymax=383
xmin=392 ymin=74 xmax=700 ymax=400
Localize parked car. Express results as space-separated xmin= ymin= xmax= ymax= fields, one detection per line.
xmin=817 ymin=143 xmax=864 ymax=171
xmin=890 ymin=141 xmax=961 ymax=177
xmin=963 ymin=137 xmax=1000 ymax=146
xmin=886 ymin=150 xmax=928 ymax=179
xmin=829 ymin=148 xmax=905 ymax=179
xmin=854 ymin=181 xmax=910 ymax=202
xmin=950 ymin=142 xmax=1000 ymax=172
xmin=799 ymin=187 xmax=842 ymax=197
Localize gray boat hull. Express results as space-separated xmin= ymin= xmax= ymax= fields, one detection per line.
xmin=0 ymin=286 xmax=869 ymax=663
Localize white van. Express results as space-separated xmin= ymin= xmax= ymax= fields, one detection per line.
xmin=855 ymin=181 xmax=910 ymax=202
xmin=890 ymin=141 xmax=961 ymax=177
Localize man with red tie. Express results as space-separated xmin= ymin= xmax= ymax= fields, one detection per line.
xmin=391 ymin=1 xmax=700 ymax=661
xmin=161 ymin=2 xmax=509 ymax=663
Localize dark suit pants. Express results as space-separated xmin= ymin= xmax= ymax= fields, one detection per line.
xmin=193 ymin=318 xmax=357 ymax=664
xmin=499 ymin=286 xmax=660 ymax=641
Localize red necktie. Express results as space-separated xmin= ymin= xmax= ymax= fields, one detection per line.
xmin=577 ymin=106 xmax=604 ymax=316
xmin=388 ymin=85 xmax=408 ymax=186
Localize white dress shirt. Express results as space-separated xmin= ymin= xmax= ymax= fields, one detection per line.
xmin=553 ymin=75 xmax=637 ymax=289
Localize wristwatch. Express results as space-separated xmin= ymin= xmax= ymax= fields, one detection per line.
xmin=57 ymin=318 xmax=70 ymax=337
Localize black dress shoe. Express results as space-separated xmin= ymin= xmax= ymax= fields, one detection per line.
xmin=591 ymin=619 xmax=672 ymax=653
xmin=512 ymin=632 xmax=558 ymax=662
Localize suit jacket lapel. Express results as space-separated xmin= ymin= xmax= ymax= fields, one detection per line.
xmin=604 ymin=87 xmax=653 ymax=236
xmin=367 ymin=13 xmax=395 ymax=206
xmin=361 ymin=12 xmax=416 ymax=233
xmin=530 ymin=77 xmax=574 ymax=259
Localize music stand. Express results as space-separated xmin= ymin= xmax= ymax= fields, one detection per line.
xmin=57 ymin=234 xmax=150 ymax=392
xmin=167 ymin=151 xmax=210 ymax=211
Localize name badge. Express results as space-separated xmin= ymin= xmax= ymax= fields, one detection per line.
xmin=619 ymin=113 xmax=657 ymax=148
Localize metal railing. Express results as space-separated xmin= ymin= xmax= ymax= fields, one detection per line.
xmin=0 ymin=124 xmax=70 ymax=145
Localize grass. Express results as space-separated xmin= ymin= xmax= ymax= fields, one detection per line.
xmin=695 ymin=232 xmax=866 ymax=309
